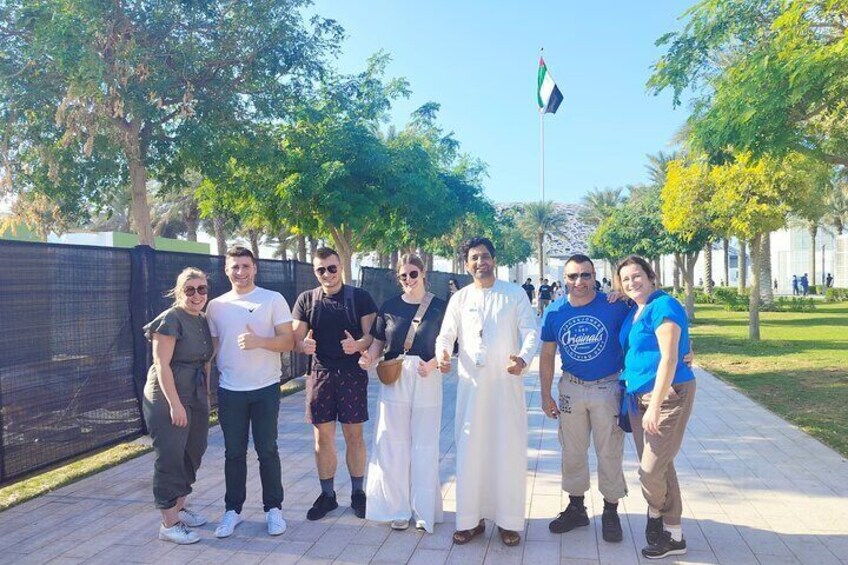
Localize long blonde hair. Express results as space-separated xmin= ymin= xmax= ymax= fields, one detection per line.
xmin=165 ymin=267 xmax=208 ymax=307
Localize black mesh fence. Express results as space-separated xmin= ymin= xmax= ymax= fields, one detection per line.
xmin=359 ymin=266 xmax=472 ymax=307
xmin=0 ymin=241 xmax=315 ymax=484
xmin=0 ymin=240 xmax=138 ymax=484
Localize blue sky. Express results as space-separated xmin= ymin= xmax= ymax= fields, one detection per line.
xmin=312 ymin=0 xmax=696 ymax=205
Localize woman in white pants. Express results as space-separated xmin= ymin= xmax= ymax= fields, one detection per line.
xmin=359 ymin=255 xmax=447 ymax=532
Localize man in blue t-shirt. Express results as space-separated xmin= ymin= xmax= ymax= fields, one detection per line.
xmin=539 ymin=254 xmax=630 ymax=543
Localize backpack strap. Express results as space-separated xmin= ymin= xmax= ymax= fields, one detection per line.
xmin=343 ymin=284 xmax=358 ymax=332
xmin=309 ymin=286 xmax=323 ymax=330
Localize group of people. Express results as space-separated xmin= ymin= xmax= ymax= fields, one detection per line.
xmin=792 ymin=274 xmax=811 ymax=296
xmin=144 ymin=237 xmax=696 ymax=560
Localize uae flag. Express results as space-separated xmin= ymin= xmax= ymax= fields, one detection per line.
xmin=537 ymin=57 xmax=563 ymax=114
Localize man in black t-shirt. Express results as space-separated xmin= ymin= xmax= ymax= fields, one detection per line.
xmin=292 ymin=248 xmax=377 ymax=522
xmin=521 ymin=278 xmax=535 ymax=304
xmin=537 ymin=278 xmax=552 ymax=315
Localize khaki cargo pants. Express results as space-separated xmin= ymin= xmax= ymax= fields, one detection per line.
xmin=557 ymin=373 xmax=627 ymax=502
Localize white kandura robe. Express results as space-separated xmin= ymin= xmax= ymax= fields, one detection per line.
xmin=365 ymin=355 xmax=444 ymax=531
xmin=435 ymin=280 xmax=539 ymax=531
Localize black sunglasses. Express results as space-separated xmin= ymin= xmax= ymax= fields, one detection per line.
xmin=184 ymin=285 xmax=208 ymax=297
xmin=398 ymin=270 xmax=420 ymax=281
xmin=315 ymin=265 xmax=339 ymax=276
xmin=566 ymin=272 xmax=593 ymax=281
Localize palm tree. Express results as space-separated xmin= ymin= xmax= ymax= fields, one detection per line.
xmin=825 ymin=176 xmax=847 ymax=235
xmin=645 ymin=150 xmax=682 ymax=188
xmin=517 ymin=201 xmax=566 ymax=283
xmin=151 ymin=173 xmax=203 ymax=241
xmin=579 ymin=187 xmax=626 ymax=227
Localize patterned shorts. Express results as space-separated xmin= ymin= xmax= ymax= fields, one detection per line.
xmin=306 ymin=367 xmax=369 ymax=424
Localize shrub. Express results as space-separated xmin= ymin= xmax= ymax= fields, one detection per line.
xmin=774 ymin=297 xmax=817 ymax=312
xmin=825 ymin=287 xmax=848 ymax=303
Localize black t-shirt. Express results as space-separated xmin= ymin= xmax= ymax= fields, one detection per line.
xmin=521 ymin=283 xmax=534 ymax=299
xmin=371 ymin=295 xmax=447 ymax=361
xmin=292 ymin=285 xmax=378 ymax=370
xmin=538 ymin=284 xmax=552 ymax=300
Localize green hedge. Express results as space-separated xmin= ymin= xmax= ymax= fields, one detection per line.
xmin=825 ymin=287 xmax=848 ymax=303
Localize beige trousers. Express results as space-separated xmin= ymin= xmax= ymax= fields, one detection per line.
xmin=630 ymin=380 xmax=696 ymax=525
xmin=557 ymin=374 xmax=628 ymax=502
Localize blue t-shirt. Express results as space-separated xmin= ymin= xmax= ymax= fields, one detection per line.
xmin=619 ymin=290 xmax=695 ymax=394
xmin=541 ymin=293 xmax=630 ymax=380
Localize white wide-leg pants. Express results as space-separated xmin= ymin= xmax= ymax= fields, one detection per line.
xmin=365 ymin=355 xmax=444 ymax=532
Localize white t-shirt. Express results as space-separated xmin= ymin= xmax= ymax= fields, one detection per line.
xmin=207 ymin=286 xmax=293 ymax=391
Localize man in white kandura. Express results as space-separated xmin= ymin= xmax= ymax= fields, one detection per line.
xmin=435 ymin=236 xmax=538 ymax=547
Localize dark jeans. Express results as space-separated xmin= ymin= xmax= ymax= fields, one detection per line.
xmin=218 ymin=382 xmax=283 ymax=512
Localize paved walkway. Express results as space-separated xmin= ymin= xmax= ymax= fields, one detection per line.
xmin=1 ymin=361 xmax=846 ymax=565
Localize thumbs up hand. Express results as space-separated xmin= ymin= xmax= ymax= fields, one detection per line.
xmin=302 ymin=329 xmax=317 ymax=355
xmin=341 ymin=330 xmax=359 ymax=355
xmin=359 ymin=349 xmax=374 ymax=369
xmin=238 ymin=324 xmax=262 ymax=350
xmin=506 ymin=354 xmax=526 ymax=375
xmin=437 ymin=350 xmax=452 ymax=374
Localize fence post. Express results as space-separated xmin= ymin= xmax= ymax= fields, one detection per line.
xmin=129 ymin=245 xmax=156 ymax=434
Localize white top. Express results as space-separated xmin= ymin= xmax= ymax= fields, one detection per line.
xmin=207 ymin=286 xmax=293 ymax=391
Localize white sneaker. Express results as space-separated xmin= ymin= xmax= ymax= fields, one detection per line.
xmin=391 ymin=518 xmax=410 ymax=530
xmin=159 ymin=522 xmax=200 ymax=545
xmin=267 ymin=508 xmax=287 ymax=536
xmin=179 ymin=508 xmax=207 ymax=527
xmin=214 ymin=510 xmax=243 ymax=538
xmin=415 ymin=520 xmax=427 ymax=532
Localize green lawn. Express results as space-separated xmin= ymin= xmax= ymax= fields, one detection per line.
xmin=690 ymin=302 xmax=848 ymax=457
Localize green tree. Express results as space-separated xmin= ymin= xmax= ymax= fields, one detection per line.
xmin=0 ymin=0 xmax=340 ymax=245
xmin=579 ymin=187 xmax=626 ymax=227
xmin=649 ymin=0 xmax=848 ymax=167
xmin=517 ymin=201 xmax=566 ymax=283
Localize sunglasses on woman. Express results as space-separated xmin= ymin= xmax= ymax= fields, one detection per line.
xmin=184 ymin=285 xmax=208 ymax=297
xmin=398 ymin=270 xmax=420 ymax=281
xmin=315 ymin=265 xmax=339 ymax=275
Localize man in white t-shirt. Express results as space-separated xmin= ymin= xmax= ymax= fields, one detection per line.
xmin=206 ymin=246 xmax=295 ymax=539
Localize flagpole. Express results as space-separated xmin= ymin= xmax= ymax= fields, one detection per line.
xmin=539 ymin=47 xmax=545 ymax=204
xmin=540 ymin=109 xmax=545 ymax=203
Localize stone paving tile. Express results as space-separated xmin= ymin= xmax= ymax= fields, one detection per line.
xmin=1 ymin=365 xmax=846 ymax=564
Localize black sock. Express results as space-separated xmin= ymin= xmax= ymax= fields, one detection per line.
xmin=568 ymin=495 xmax=585 ymax=508
xmin=320 ymin=477 xmax=334 ymax=496
xmin=351 ymin=475 xmax=364 ymax=493
xmin=604 ymin=500 xmax=618 ymax=511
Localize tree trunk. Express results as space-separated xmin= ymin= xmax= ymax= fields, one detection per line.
xmin=538 ymin=231 xmax=545 ymax=283
xmin=808 ymin=223 xmax=817 ymax=290
xmin=127 ymin=156 xmax=154 ymax=247
xmin=760 ymin=232 xmax=773 ymax=305
xmin=703 ymin=242 xmax=713 ymax=296
xmin=722 ymin=238 xmax=730 ymax=286
xmin=672 ymin=253 xmax=681 ymax=294
xmin=248 ymin=229 xmax=260 ymax=259
xmin=297 ymin=235 xmax=306 ymax=262
xmin=277 ymin=229 xmax=288 ymax=260
xmin=738 ymin=240 xmax=747 ymax=292
xmin=329 ymin=227 xmax=354 ymax=283
xmin=748 ymin=233 xmax=762 ymax=341
xmin=390 ymin=249 xmax=399 ymax=271
xmin=213 ymin=216 xmax=228 ymax=256
xmin=309 ymin=236 xmax=318 ymax=261
xmin=675 ymin=252 xmax=697 ymax=321
xmin=653 ymin=257 xmax=662 ymax=287
xmin=835 ymin=218 xmax=844 ymax=235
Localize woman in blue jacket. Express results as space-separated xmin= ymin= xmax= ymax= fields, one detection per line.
xmin=617 ymin=256 xmax=696 ymax=560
